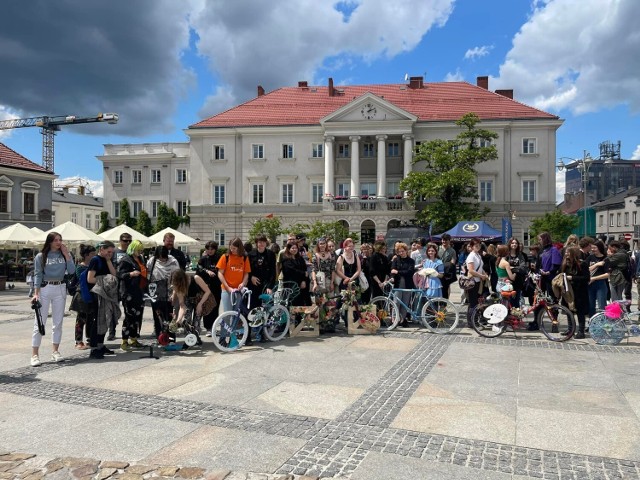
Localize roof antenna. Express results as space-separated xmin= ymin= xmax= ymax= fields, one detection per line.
xmin=404 ymin=73 xmax=409 ymax=81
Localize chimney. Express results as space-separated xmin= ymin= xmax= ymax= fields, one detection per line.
xmin=495 ymin=89 xmax=513 ymax=99
xmin=298 ymin=81 xmax=308 ymax=88
xmin=77 ymin=185 xmax=85 ymax=195
xmin=408 ymin=76 xmax=424 ymax=89
xmin=328 ymin=77 xmax=335 ymax=97
xmin=257 ymin=85 xmax=265 ymax=96
xmin=477 ymin=76 xmax=489 ymax=90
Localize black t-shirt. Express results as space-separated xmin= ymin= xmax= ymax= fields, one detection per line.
xmin=248 ymin=248 xmax=277 ymax=288
xmin=87 ymin=255 xmax=110 ymax=291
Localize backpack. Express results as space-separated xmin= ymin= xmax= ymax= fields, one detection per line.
xmin=80 ymin=256 xmax=103 ymax=303
xmin=624 ymin=253 xmax=636 ymax=283
xmin=66 ymin=269 xmax=79 ymax=296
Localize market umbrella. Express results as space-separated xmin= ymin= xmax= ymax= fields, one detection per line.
xmin=30 ymin=227 xmax=45 ymax=235
xmin=0 ymin=223 xmax=37 ymax=248
xmin=28 ymin=221 xmax=103 ymax=247
xmin=149 ymin=227 xmax=200 ymax=246
xmin=99 ymin=224 xmax=157 ymax=248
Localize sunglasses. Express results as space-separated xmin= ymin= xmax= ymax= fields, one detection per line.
xmin=121 ymin=239 xmax=132 ymax=243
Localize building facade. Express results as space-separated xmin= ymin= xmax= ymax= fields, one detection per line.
xmin=52 ymin=187 xmax=103 ymax=232
xmin=593 ymin=187 xmax=640 ymax=247
xmin=0 ymin=143 xmax=55 ymax=230
xmin=99 ymin=77 xmax=563 ymax=246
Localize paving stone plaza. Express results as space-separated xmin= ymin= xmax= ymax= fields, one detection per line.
xmin=1 ymin=283 xmax=639 ymax=479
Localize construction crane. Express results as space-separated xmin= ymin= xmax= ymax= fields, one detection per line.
xmin=0 ymin=112 xmax=118 ymax=172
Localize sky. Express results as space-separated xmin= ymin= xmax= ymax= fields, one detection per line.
xmin=1 ymin=0 xmax=639 ymax=202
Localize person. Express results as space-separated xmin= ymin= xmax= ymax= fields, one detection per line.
xmin=30 ymin=232 xmax=76 ymax=367
xmin=621 ymin=240 xmax=634 ymax=310
xmin=69 ymin=244 xmax=96 ymax=350
xmin=459 ymin=242 xmax=472 ymax=304
xmin=86 ymin=241 xmax=118 ymax=359
xmin=295 ymin=233 xmax=312 ymax=305
xmin=390 ymin=242 xmax=415 ymax=327
xmin=561 ymin=246 xmax=590 ymax=339
xmin=495 ymin=244 xmax=516 ymax=295
xmin=147 ymin=246 xmax=180 ymax=341
xmin=107 ymin=232 xmax=132 ymax=340
xmin=586 ymin=240 xmax=609 ymax=317
xmin=438 ymin=234 xmax=457 ymax=300
xmin=216 ymin=237 xmax=251 ymax=313
xmin=561 ymin=234 xmax=579 ymax=256
xmin=26 ymin=265 xmax=35 ymax=297
xmin=248 ymin=235 xmax=277 ymax=310
xmin=369 ymin=241 xmax=391 ymax=299
xmin=607 ymin=241 xmax=628 ymax=302
xmin=279 ymin=241 xmax=310 ymax=307
xmin=335 ymin=238 xmax=362 ymax=291
xmin=170 ymin=269 xmax=212 ymax=346
xmin=359 ymin=243 xmax=373 ymax=303
xmin=578 ymin=237 xmax=595 ymax=260
xmin=311 ymin=237 xmax=336 ymax=297
xmin=163 ymin=232 xmax=188 ymax=270
xmin=484 ymin=244 xmax=498 ymax=293
xmin=116 ymin=240 xmax=147 ymax=351
xmin=465 ymin=239 xmax=489 ymax=328
xmin=410 ymin=238 xmax=426 ymax=267
xmin=197 ymin=241 xmax=222 ymax=336
xmin=530 ymin=232 xmax=562 ymax=331
xmin=421 ymin=243 xmax=444 ymax=298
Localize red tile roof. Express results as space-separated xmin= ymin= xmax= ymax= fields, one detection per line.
xmin=191 ymin=81 xmax=559 ymax=129
xmin=0 ymin=143 xmax=52 ymax=173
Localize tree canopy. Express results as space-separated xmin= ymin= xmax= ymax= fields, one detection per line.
xmin=135 ymin=210 xmax=153 ymax=236
xmin=399 ymin=113 xmax=498 ymax=232
xmin=529 ymin=209 xmax=580 ymax=243
xmin=117 ymin=198 xmax=134 ymax=227
xmin=97 ymin=211 xmax=111 ymax=234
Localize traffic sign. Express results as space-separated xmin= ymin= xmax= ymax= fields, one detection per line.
xmin=624 ymin=233 xmax=632 ymax=241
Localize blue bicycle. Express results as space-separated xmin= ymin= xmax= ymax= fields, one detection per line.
xmin=211 ymin=288 xmax=252 ymax=352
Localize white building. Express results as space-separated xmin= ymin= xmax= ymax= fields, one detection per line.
xmin=52 ymin=186 xmax=103 ymax=232
xmin=593 ymin=187 xmax=640 ymax=246
xmin=99 ymin=76 xmax=563 ymax=246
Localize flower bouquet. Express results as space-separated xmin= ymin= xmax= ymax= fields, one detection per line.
xmin=358 ymin=305 xmax=380 ymax=333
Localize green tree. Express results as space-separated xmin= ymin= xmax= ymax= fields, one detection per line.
xmin=154 ymin=203 xmax=181 ymax=233
xmin=117 ymin=198 xmax=134 ymax=227
xmin=135 ymin=210 xmax=153 ymax=236
xmin=305 ymin=220 xmax=359 ymax=245
xmin=248 ymin=216 xmax=284 ymax=244
xmin=97 ymin=211 xmax=111 ymax=234
xmin=529 ymin=209 xmax=580 ymax=243
xmin=400 ymin=113 xmax=498 ymax=232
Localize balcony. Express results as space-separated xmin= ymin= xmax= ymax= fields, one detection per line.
xmin=324 ymin=195 xmax=408 ymax=212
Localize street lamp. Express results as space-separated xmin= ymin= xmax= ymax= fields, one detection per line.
xmin=557 ymin=150 xmax=595 ymax=237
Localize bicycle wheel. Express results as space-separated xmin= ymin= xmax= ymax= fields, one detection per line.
xmin=588 ymin=312 xmax=626 ymax=345
xmin=263 ymin=304 xmax=290 ymax=341
xmin=537 ymin=303 xmax=575 ymax=342
xmin=471 ymin=303 xmax=506 ymax=338
xmin=421 ymin=297 xmax=459 ymax=334
xmin=212 ymin=311 xmax=248 ymax=352
xmin=370 ymin=296 xmax=400 ymax=331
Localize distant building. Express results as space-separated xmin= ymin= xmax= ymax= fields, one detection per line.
xmin=0 ymin=142 xmax=55 ymax=230
xmin=52 ymin=187 xmax=103 ymax=232
xmin=592 ymin=187 xmax=640 ymax=247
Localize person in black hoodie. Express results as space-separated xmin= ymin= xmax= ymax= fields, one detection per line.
xmin=369 ymin=241 xmax=391 ymax=299
xmin=248 ymin=235 xmax=277 ymax=310
xmin=390 ymin=242 xmax=415 ymax=327
xmin=197 ymin=241 xmax=222 ymax=336
xmin=116 ymin=240 xmax=147 ymax=350
xmin=561 ymin=246 xmax=590 ymax=339
xmin=279 ymin=242 xmax=310 ymax=307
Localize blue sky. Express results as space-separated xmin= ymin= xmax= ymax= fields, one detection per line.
xmin=1 ymin=0 xmax=638 ymax=200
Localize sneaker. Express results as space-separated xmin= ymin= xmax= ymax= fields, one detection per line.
xmin=121 ymin=341 xmax=132 ymax=352
xmin=107 ymin=333 xmax=116 ymax=341
xmin=128 ymin=338 xmax=145 ymax=349
xmin=574 ymin=332 xmax=586 ymax=339
xmin=51 ymin=351 xmax=63 ymax=363
xmin=101 ymin=346 xmax=116 ymax=356
xmin=30 ymin=355 xmax=41 ymax=367
xmin=527 ymin=322 xmax=540 ymax=331
xmin=205 ymin=331 xmax=212 ymax=337
xmin=89 ymin=349 xmax=104 ymax=359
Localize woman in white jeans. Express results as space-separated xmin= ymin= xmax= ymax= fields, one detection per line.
xmin=31 ymin=232 xmax=75 ymax=367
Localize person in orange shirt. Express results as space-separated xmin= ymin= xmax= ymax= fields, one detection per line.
xmin=216 ymin=237 xmax=251 ymax=314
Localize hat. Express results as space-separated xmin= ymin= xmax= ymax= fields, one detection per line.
xmin=296 ymin=233 xmax=306 ymax=240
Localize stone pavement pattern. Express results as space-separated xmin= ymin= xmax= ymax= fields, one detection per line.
xmin=1 ymin=283 xmax=640 ymax=479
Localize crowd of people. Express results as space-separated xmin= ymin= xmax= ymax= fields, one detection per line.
xmin=28 ymin=228 xmax=640 ymax=366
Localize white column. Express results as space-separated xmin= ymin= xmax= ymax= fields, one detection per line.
xmin=324 ymin=136 xmax=335 ymax=198
xmin=403 ymin=134 xmax=413 ymax=194
xmin=350 ymin=135 xmax=361 ymax=198
xmin=376 ymin=134 xmax=388 ymax=198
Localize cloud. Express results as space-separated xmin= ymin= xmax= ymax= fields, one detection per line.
xmin=0 ymin=105 xmax=20 ymax=140
xmin=190 ymin=0 xmax=455 ymax=116
xmin=443 ymin=69 xmax=465 ymax=82
xmin=0 ymin=1 xmax=193 ymax=136
xmin=492 ymin=0 xmax=640 ymax=114
xmin=55 ymin=176 xmax=104 ymax=198
xmin=464 ymin=45 xmax=492 ymax=60
xmin=632 ymin=145 xmax=640 ymax=160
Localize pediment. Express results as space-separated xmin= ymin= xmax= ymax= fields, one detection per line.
xmin=0 ymin=175 xmax=14 ymax=187
xmin=321 ymin=93 xmax=417 ymax=124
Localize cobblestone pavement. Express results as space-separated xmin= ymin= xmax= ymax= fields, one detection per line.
xmin=1 ymin=283 xmax=640 ymax=479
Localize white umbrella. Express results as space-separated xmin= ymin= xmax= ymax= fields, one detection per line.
xmin=99 ymin=224 xmax=157 ymax=248
xmin=0 ymin=223 xmax=37 ymax=248
xmin=30 ymin=227 xmax=45 ymax=235
xmin=29 ymin=221 xmax=103 ymax=247
xmin=149 ymin=227 xmax=200 ymax=246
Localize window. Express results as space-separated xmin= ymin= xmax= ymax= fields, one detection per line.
xmin=337 ymin=143 xmax=349 ymax=158
xmin=599 ymin=215 xmax=604 ymax=227
xmin=282 ymin=143 xmax=294 ymax=159
xmin=634 ymin=211 xmax=638 ymax=225
xmin=151 ymin=201 xmax=161 ymax=218
xmin=479 ymin=138 xmax=492 ymax=148
xmin=479 ymin=181 xmax=493 ymax=202
xmin=151 ymin=170 xmax=161 ymax=183
xmin=71 ymin=212 xmax=78 ymax=224
xmin=523 ymin=231 xmax=531 ymax=248
xmin=617 ymin=213 xmax=621 ymax=227
xmin=522 ymin=138 xmax=537 ymax=154
xmin=311 ymin=183 xmax=324 ymax=203
xmin=360 ymin=182 xmax=376 ymax=197
xmin=176 ymin=201 xmax=188 ymax=217
xmin=363 ymin=143 xmax=375 ymax=158
xmin=252 ymin=184 xmax=264 ymax=204
xmin=337 ymin=183 xmax=349 ymax=197
xmin=213 ymin=145 xmax=225 ymax=160
xmin=252 ymin=144 xmax=264 ymax=159
xmin=609 ymin=214 xmax=614 ymax=227
xmin=113 ymin=201 xmax=121 ymax=218
xmin=213 ymin=229 xmax=225 ymax=246
xmin=132 ymin=170 xmax=142 ymax=184
xmin=312 ymin=143 xmax=324 ymax=158
xmin=522 ymin=180 xmax=536 ymax=202
xmin=113 ymin=170 xmax=123 ymax=184
xmin=176 ymin=169 xmax=187 ymax=183
xmin=625 ymin=212 xmax=629 ymax=226
xmin=95 ymin=214 xmax=100 ymax=230
xmin=387 ymin=181 xmax=400 ymax=196
xmin=132 ymin=201 xmax=143 ymax=218
xmin=85 ymin=214 xmax=92 ymax=229
xmin=388 ymin=142 xmax=400 ymax=157
xmin=213 ymin=185 xmax=225 ymax=205
xmin=23 ymin=192 xmax=35 ymax=214
xmin=0 ymin=190 xmax=7 ymax=212
xmin=281 ymin=184 xmax=294 ymax=203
